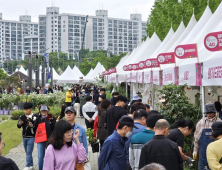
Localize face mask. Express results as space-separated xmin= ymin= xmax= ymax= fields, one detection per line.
xmin=125 ymin=131 xmax=132 ymax=138
xmin=82 ymin=92 xmax=85 ymax=95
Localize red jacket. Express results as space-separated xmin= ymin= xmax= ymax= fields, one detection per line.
xmin=93 ymin=116 xmax=98 ymax=137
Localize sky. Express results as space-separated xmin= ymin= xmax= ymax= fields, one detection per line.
xmin=0 ymin=0 xmax=155 ymax=22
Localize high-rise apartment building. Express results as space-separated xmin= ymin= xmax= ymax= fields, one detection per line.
xmin=0 ymin=14 xmax=38 ymax=63
xmin=40 ymin=7 xmax=146 ymax=55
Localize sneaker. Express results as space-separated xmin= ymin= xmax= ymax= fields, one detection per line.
xmin=23 ymin=167 xmax=30 ymax=170
xmin=30 ymin=166 xmax=34 ymax=170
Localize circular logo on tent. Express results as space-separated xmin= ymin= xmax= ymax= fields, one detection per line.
xmin=205 ymin=36 xmax=218 ymax=49
xmin=128 ymin=65 xmax=132 ymax=69
xmin=176 ymin=47 xmax=185 ymax=57
xmin=158 ymin=55 xmax=165 ymax=63
xmin=123 ymin=66 xmax=127 ymax=71
xmin=139 ymin=62 xmax=144 ymax=68
xmin=132 ymin=65 xmax=137 ymax=70
xmin=146 ymin=60 xmax=151 ymax=67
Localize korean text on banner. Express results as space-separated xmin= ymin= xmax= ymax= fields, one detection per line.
xmin=174 ymin=67 xmax=179 ymax=85
xmin=127 ymin=73 xmax=131 ymax=82
xmin=138 ymin=61 xmax=146 ymax=70
xmin=202 ymin=58 xmax=222 ymax=86
xmin=145 ymin=59 xmax=160 ymax=68
xmin=175 ymin=44 xmax=198 ymax=59
xmin=143 ymin=70 xmax=151 ymax=84
xmin=178 ymin=63 xmax=198 ymax=86
xmin=157 ymin=52 xmax=175 ymax=64
xmin=204 ymin=31 xmax=222 ymax=52
xmin=137 ymin=72 xmax=143 ymax=83
xmin=131 ymin=72 xmax=137 ymax=83
xmin=162 ymin=67 xmax=175 ymax=85
xmin=153 ymin=70 xmax=160 ymax=85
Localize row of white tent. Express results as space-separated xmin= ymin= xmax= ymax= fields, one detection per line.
xmin=105 ymin=2 xmax=222 ymax=87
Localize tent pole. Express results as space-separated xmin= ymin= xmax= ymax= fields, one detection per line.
xmin=152 ymin=84 xmax=155 ymax=110
xmin=126 ymin=81 xmax=128 ymax=100
xmin=201 ymin=86 xmax=205 ymax=119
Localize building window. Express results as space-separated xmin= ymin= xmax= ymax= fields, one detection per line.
xmin=63 ymin=21 xmax=65 ymax=23
xmin=63 ymin=25 xmax=65 ymax=28
xmin=63 ymin=29 xmax=65 ymax=32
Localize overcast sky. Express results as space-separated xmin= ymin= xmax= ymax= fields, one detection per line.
xmin=0 ymin=0 xmax=155 ymax=22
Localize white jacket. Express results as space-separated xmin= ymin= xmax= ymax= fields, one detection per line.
xmin=82 ymin=102 xmax=98 ymax=120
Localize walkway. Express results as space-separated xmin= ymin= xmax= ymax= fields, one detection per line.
xmin=5 ymin=118 xmax=99 ymax=170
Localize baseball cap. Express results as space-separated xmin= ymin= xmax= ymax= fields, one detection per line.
xmin=212 ymin=121 xmax=222 ymax=131
xmin=119 ymin=115 xmax=138 ymax=129
xmin=40 ymin=105 xmax=49 ymax=111
xmin=68 ymin=88 xmax=71 ymax=91
xmin=64 ymin=106 xmax=76 ymax=114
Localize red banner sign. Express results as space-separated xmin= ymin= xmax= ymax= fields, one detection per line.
xmin=204 ymin=31 xmax=222 ymax=51
xmin=175 ymin=44 xmax=198 ymax=59
xmin=123 ymin=65 xmax=129 ymax=71
xmin=138 ymin=61 xmax=146 ymax=69
xmin=145 ymin=58 xmax=160 ymax=68
xmin=157 ymin=52 xmax=175 ymax=64
xmin=108 ymin=68 xmax=116 ymax=74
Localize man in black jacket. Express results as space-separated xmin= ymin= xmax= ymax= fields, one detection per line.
xmin=0 ymin=132 xmax=19 ymax=170
xmin=139 ymin=119 xmax=183 ymax=170
xmin=17 ymin=102 xmax=37 ymax=170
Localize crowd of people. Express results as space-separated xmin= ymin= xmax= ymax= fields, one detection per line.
xmin=0 ymin=84 xmax=222 ymax=170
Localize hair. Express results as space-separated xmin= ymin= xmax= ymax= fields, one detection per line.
xmin=112 ymin=92 xmax=119 ymax=96
xmin=130 ymin=102 xmax=146 ymax=114
xmin=101 ymin=99 xmax=111 ymax=110
xmin=155 ymin=119 xmax=170 ymax=130
xmin=0 ymin=132 xmax=2 ymax=142
xmin=214 ymin=101 xmax=222 ymax=112
xmin=23 ymin=102 xmax=33 ymax=109
xmin=147 ymin=110 xmax=161 ymax=117
xmin=144 ymin=104 xmax=150 ymax=109
xmin=116 ymin=95 xmax=127 ymax=103
xmin=146 ymin=114 xmax=164 ymax=129
xmin=86 ymin=96 xmax=92 ymax=101
xmin=133 ymin=109 xmax=148 ymax=120
xmin=38 ymin=104 xmax=50 ymax=111
xmin=47 ymin=120 xmax=72 ymax=150
xmin=173 ymin=118 xmax=195 ymax=131
xmin=140 ymin=163 xmax=166 ymax=170
xmin=117 ymin=123 xmax=129 ymax=130
xmin=100 ymin=88 xmax=105 ymax=92
xmin=212 ymin=129 xmax=222 ymax=139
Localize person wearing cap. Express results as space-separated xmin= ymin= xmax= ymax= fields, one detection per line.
xmin=79 ymin=89 xmax=87 ymax=118
xmin=82 ymin=96 xmax=98 ymax=130
xmin=34 ymin=104 xmax=56 ymax=170
xmin=207 ymin=121 xmax=222 ymax=170
xmin=65 ymin=88 xmax=73 ymax=106
xmin=130 ymin=94 xmax=142 ymax=107
xmin=193 ymin=103 xmax=221 ymax=170
xmin=98 ymin=115 xmax=138 ymax=170
xmin=64 ymin=106 xmax=90 ymax=168
xmin=139 ymin=119 xmax=183 ymax=170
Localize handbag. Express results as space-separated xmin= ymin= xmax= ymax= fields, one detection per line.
xmin=35 ymin=122 xmax=47 ymax=143
xmin=91 ymin=142 xmax=100 ymax=153
xmin=75 ymin=156 xmax=89 ymax=170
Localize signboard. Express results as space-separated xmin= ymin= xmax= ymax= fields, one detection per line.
xmin=174 ymin=67 xmax=179 ymax=85
xmin=202 ymin=57 xmax=222 ymax=86
xmin=137 ymin=71 xmax=143 ymax=83
xmin=127 ymin=72 xmax=131 ymax=82
xmin=162 ymin=67 xmax=175 ymax=85
xmin=111 ymin=74 xmax=117 ymax=83
xmin=138 ymin=61 xmax=146 ymax=70
xmin=143 ymin=70 xmax=152 ymax=84
xmin=123 ymin=65 xmax=129 ymax=71
xmin=204 ymin=31 xmax=222 ymax=51
xmin=153 ymin=70 xmax=161 ymax=85
xmin=157 ymin=52 xmax=175 ymax=64
xmin=108 ymin=68 xmax=117 ymax=74
xmin=145 ymin=58 xmax=160 ymax=68
xmin=131 ymin=72 xmax=137 ymax=83
xmin=175 ymin=44 xmax=198 ymax=59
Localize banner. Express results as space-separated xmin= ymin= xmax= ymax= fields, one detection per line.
xmin=131 ymin=72 xmax=137 ymax=83
xmin=145 ymin=59 xmax=160 ymax=68
xmin=123 ymin=65 xmax=129 ymax=71
xmin=157 ymin=52 xmax=175 ymax=64
xmin=143 ymin=70 xmax=152 ymax=84
xmin=202 ymin=57 xmax=222 ymax=86
xmin=127 ymin=72 xmax=131 ymax=82
xmin=130 ymin=63 xmax=140 ymax=71
xmin=174 ymin=67 xmax=179 ymax=85
xmin=44 ymin=53 xmax=49 ymax=68
xmin=162 ymin=67 xmax=175 ymax=85
xmin=111 ymin=74 xmax=117 ymax=83
xmin=195 ymin=63 xmax=202 ymax=86
xmin=178 ymin=63 xmax=199 ymax=86
xmin=204 ymin=31 xmax=222 ymax=51
xmin=108 ymin=68 xmax=117 ymax=74
xmin=66 ymin=51 xmax=69 ymax=60
xmin=153 ymin=70 xmax=161 ymax=85
xmin=175 ymin=44 xmax=198 ymax=59
xmin=138 ymin=61 xmax=146 ymax=70
xmin=137 ymin=71 xmax=143 ymax=83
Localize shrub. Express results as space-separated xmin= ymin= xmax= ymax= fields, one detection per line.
xmin=11 ymin=110 xmax=25 ymax=119
xmin=2 ymin=115 xmax=7 ymax=120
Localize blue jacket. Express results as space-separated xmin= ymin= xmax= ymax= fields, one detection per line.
xmin=43 ymin=89 xmax=48 ymax=94
xmin=125 ymin=122 xmax=146 ymax=160
xmin=98 ymin=130 xmax=128 ymax=170
xmin=72 ymin=123 xmax=88 ymax=155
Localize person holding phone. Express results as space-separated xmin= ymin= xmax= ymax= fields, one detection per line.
xmin=34 ymin=104 xmax=56 ymax=170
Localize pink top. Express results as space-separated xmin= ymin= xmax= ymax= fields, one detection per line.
xmin=43 ymin=143 xmax=87 ymax=170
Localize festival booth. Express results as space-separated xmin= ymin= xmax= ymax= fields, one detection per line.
xmin=19 ymin=66 xmax=28 ymax=76
xmin=58 ymin=65 xmax=79 ymax=84
xmin=73 ymin=66 xmax=84 ymax=78
xmin=84 ymin=62 xmax=105 ymax=83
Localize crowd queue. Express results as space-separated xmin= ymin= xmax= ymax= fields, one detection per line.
xmin=0 ymin=84 xmax=222 ymax=170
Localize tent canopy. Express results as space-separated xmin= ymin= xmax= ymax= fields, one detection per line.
xmin=58 ymin=65 xmax=79 ymax=83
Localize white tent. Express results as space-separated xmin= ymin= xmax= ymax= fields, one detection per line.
xmin=52 ymin=68 xmax=60 ymax=80
xmin=58 ymin=65 xmax=79 ymax=83
xmin=19 ymin=66 xmax=27 ymax=76
xmin=84 ymin=62 xmax=105 ymax=82
xmin=72 ymin=66 xmax=84 ymax=78
xmin=85 ymin=68 xmax=94 ymax=77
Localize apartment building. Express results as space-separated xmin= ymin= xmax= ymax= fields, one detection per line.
xmin=0 ymin=14 xmax=38 ymax=63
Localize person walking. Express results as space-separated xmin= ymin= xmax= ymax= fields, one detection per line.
xmin=74 ymin=89 xmax=81 ymax=117
xmin=139 ymin=119 xmax=183 ymax=170
xmin=82 ymin=96 xmax=98 ymax=130
xmin=193 ymin=103 xmax=221 ymax=170
xmin=43 ymin=120 xmax=87 ymax=170
xmin=34 ymin=104 xmax=56 ymax=170
xmin=17 ymin=103 xmax=37 ymax=170
xmin=79 ymin=89 xmax=87 ymax=118
xmin=65 ymin=88 xmax=73 ymax=106
xmin=98 ymin=115 xmax=138 ymax=170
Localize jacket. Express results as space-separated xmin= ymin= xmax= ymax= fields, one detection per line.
xmin=98 ymin=130 xmax=128 ymax=170
xmin=0 ymin=156 xmax=19 ymax=170
xmin=72 ymin=123 xmax=88 ymax=155
xmin=139 ymin=135 xmax=183 ymax=170
xmin=79 ymin=95 xmax=87 ymax=106
xmin=34 ymin=113 xmax=56 ymax=139
xmin=82 ymin=102 xmax=98 ymax=122
xmin=17 ymin=114 xmax=38 ymax=138
xmin=97 ymin=109 xmax=108 ymax=140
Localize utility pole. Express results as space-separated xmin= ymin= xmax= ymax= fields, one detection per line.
xmin=80 ymin=15 xmax=88 ymax=63
xmin=28 ymin=51 xmax=33 ymax=90
xmin=50 ymin=61 xmax=53 ymax=86
xmin=35 ymin=55 xmax=39 ymax=87
xmin=41 ymin=56 xmax=45 ymax=86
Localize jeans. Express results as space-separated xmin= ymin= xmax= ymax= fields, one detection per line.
xmin=23 ymin=137 xmax=35 ymax=167
xmin=37 ymin=142 xmax=46 ymax=170
xmin=74 ymin=103 xmax=80 ymax=117
xmin=80 ymin=106 xmax=83 ymax=117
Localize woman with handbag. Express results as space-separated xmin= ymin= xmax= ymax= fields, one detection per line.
xmin=34 ymin=105 xmax=56 ymax=170
xmin=43 ymin=120 xmax=87 ymax=170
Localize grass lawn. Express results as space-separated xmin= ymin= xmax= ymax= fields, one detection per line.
xmin=0 ymin=119 xmax=22 ymax=156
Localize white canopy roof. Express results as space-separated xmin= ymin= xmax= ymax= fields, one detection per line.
xmin=72 ymin=66 xmax=84 ymax=78
xmin=84 ymin=62 xmax=105 ymax=82
xmin=85 ymin=68 xmax=94 ymax=77
xmin=52 ymin=68 xmax=60 ymax=80
xmin=19 ymin=66 xmax=27 ymax=76
xmin=58 ymin=65 xmax=79 ymax=83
